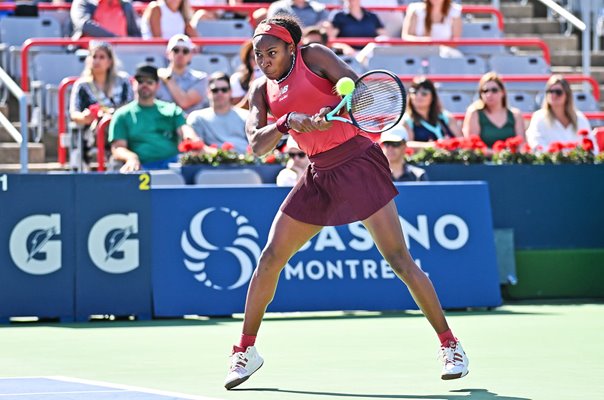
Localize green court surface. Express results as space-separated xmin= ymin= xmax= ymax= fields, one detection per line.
xmin=1 ymin=302 xmax=602 ymax=400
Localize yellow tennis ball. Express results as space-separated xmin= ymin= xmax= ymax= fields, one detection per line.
xmin=335 ymin=77 xmax=355 ymax=96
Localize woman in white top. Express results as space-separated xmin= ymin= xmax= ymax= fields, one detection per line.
xmin=141 ymin=0 xmax=197 ymax=40
xmin=526 ymin=75 xmax=592 ymax=150
xmin=401 ymin=0 xmax=462 ymax=41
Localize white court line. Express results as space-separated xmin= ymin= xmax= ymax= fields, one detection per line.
xmin=51 ymin=376 xmax=224 ymax=400
xmin=0 ymin=390 xmax=123 ymax=396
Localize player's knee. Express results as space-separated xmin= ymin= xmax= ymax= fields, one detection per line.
xmin=256 ymin=246 xmax=287 ymax=275
xmin=385 ymin=251 xmax=417 ymax=280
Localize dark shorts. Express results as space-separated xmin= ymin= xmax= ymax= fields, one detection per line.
xmin=281 ymin=135 xmax=399 ymax=226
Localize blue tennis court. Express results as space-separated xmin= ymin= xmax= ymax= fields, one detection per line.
xmin=0 ymin=377 xmax=219 ymax=400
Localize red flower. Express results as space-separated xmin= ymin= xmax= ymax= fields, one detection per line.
xmin=190 ymin=140 xmax=205 ymax=151
xmin=405 ymin=147 xmax=415 ymax=156
xmin=548 ymin=142 xmax=564 ymax=153
xmin=460 ymin=138 xmax=474 ymax=150
xmin=492 ymin=140 xmax=506 ymax=153
xmin=246 ymin=145 xmax=253 ymax=154
xmin=505 ymin=136 xmax=523 ymax=151
xmin=264 ymin=154 xmax=277 ymax=164
xmin=564 ymin=142 xmax=578 ymax=150
xmin=578 ymin=129 xmax=589 ymax=137
xmin=521 ymin=143 xmax=531 ymax=153
xmin=210 ymin=143 xmax=218 ymax=148
xmin=581 ymin=137 xmax=594 ymax=152
xmin=178 ymin=140 xmax=193 ymax=153
xmin=221 ymin=142 xmax=235 ymax=151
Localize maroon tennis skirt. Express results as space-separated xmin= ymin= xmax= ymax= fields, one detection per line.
xmin=281 ymin=135 xmax=399 ymax=226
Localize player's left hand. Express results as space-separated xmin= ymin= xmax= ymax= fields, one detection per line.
xmin=310 ymin=107 xmax=333 ymax=131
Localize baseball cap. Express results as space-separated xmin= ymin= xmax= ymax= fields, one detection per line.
xmin=380 ymin=126 xmax=408 ymax=143
xmin=167 ymin=34 xmax=195 ymax=52
xmin=134 ymin=63 xmax=159 ymax=81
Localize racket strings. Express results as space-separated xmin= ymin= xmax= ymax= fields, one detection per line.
xmin=351 ymin=76 xmax=405 ymax=133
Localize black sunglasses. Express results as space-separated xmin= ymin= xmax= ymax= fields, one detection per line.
xmin=210 ymin=87 xmax=230 ymax=94
xmin=383 ymin=141 xmax=402 ymax=148
xmin=135 ymin=78 xmax=156 ymax=85
xmin=172 ymin=47 xmax=191 ymax=55
xmin=546 ymin=88 xmax=564 ymax=96
xmin=288 ymin=152 xmax=306 ymax=158
xmin=480 ymin=87 xmax=500 ymax=94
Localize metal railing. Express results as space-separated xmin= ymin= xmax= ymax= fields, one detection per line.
xmin=537 ymin=0 xmax=590 ymax=77
xmin=0 ymin=67 xmax=28 ymax=172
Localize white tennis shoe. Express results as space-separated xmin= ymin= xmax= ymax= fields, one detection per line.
xmin=439 ymin=340 xmax=469 ymax=380
xmin=224 ymin=346 xmax=264 ymax=390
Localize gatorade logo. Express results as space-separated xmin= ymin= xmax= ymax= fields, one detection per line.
xmin=88 ymin=213 xmax=139 ymax=274
xmin=9 ymin=214 xmax=62 ymax=275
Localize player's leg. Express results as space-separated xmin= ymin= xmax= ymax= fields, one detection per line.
xmin=225 ymin=210 xmax=322 ymax=389
xmin=361 ymin=200 xmax=469 ymax=379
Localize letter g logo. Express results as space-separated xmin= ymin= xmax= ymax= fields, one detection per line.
xmin=88 ymin=213 xmax=139 ymax=274
xmin=9 ymin=214 xmax=62 ymax=275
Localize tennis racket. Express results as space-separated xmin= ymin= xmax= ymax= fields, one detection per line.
xmin=325 ymin=70 xmax=406 ymax=134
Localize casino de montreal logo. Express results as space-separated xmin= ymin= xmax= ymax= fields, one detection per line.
xmin=181 ymin=207 xmax=261 ymax=290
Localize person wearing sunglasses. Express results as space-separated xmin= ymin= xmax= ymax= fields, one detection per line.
xmin=156 ymin=34 xmax=208 ymax=115
xmin=402 ymin=77 xmax=461 ymax=150
xmin=109 ymin=64 xmax=203 ymax=173
xmin=462 ymin=72 xmax=525 ymax=148
xmin=187 ymin=72 xmax=250 ymax=154
xmin=526 ymin=75 xmax=592 ymax=150
xmin=380 ymin=128 xmax=428 ymax=182
xmin=276 ymin=137 xmax=310 ymax=186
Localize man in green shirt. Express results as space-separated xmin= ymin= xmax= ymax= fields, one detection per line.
xmin=109 ymin=64 xmax=200 ymax=172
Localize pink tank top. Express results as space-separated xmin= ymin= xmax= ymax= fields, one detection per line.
xmin=266 ymin=47 xmax=365 ymax=156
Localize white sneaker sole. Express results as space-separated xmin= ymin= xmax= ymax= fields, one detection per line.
xmin=441 ymin=368 xmax=469 ymax=380
xmin=224 ymin=361 xmax=264 ymax=390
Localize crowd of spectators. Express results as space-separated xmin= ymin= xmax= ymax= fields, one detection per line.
xmin=2 ymin=0 xmax=599 ymax=180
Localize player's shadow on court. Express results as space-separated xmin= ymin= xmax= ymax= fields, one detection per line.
xmin=232 ymin=387 xmax=531 ymax=400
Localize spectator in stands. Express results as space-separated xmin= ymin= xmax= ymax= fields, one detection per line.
xmin=276 ymin=136 xmax=310 ymax=186
xmin=70 ymin=0 xmax=141 ymax=39
xmin=526 ymin=75 xmax=592 ymax=150
xmin=325 ymin=0 xmax=386 ymax=46
xmin=191 ymin=0 xmax=256 ymax=25
xmin=462 ymin=72 xmax=525 ymax=148
xmin=109 ymin=64 xmax=202 ymax=172
xmin=401 ymin=0 xmax=462 ymax=57
xmin=401 ymin=77 xmax=461 ymax=150
xmin=156 ymin=34 xmax=208 ymax=115
xmin=266 ymin=0 xmax=328 ymax=28
xmin=402 ymin=0 xmax=462 ymax=41
xmin=302 ymin=25 xmax=356 ymax=57
xmin=187 ymin=72 xmax=250 ymax=153
xmin=380 ymin=128 xmax=428 ymax=182
xmin=141 ymin=0 xmax=198 ymax=39
xmin=361 ymin=0 xmax=403 ymax=38
xmin=70 ymin=41 xmax=133 ymax=167
xmin=230 ymin=40 xmax=264 ymax=107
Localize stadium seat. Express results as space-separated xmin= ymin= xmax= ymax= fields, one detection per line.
xmin=195 ymin=20 xmax=253 ymax=55
xmin=507 ymin=91 xmax=537 ymax=112
xmin=427 ymin=55 xmax=487 ymax=92
xmin=30 ymin=52 xmax=88 ymax=142
xmin=573 ymin=92 xmax=600 ymax=112
xmin=194 ymin=168 xmax=263 ymax=185
xmin=367 ymin=54 xmax=423 ymax=75
xmin=438 ymin=91 xmax=473 ymax=113
xmin=149 ymin=170 xmax=186 ymax=187
xmin=116 ymin=53 xmax=167 ymax=76
xmin=489 ymin=55 xmax=550 ymax=92
xmin=459 ymin=20 xmax=506 ymax=55
xmin=189 ymin=54 xmax=232 ymax=75
xmin=0 ymin=16 xmax=63 ymax=79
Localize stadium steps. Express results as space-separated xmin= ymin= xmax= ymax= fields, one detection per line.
xmin=503 ymin=18 xmax=561 ymax=35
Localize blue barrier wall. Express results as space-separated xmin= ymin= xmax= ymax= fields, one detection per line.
xmin=151 ymin=182 xmax=501 ymax=316
xmin=0 ymin=174 xmax=501 ymax=319
xmin=0 ymin=175 xmax=76 ymax=321
xmin=422 ymin=164 xmax=604 ymax=249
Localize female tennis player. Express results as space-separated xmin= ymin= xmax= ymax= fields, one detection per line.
xmin=225 ymin=15 xmax=469 ymax=390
